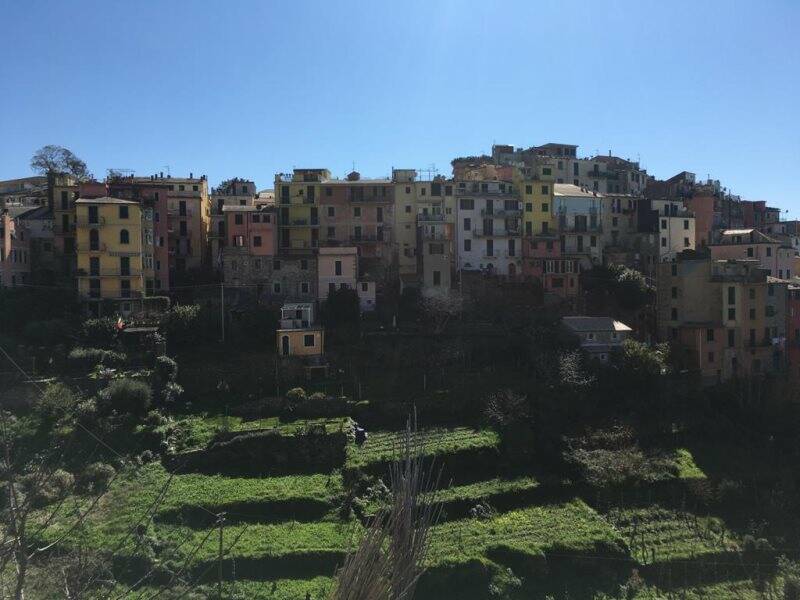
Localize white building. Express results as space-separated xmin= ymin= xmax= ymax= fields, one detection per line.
xmin=554 ymin=184 xmax=604 ymax=264
xmin=455 ymin=181 xmax=522 ymax=278
xmin=562 ymin=316 xmax=633 ymax=362
xmin=651 ymin=199 xmax=696 ymax=261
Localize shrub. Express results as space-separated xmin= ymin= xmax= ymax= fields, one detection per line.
xmin=161 ymin=381 xmax=184 ymax=405
xmin=161 ymin=304 xmax=202 ymax=347
xmin=22 ymin=468 xmax=75 ymax=506
xmin=68 ymin=347 xmax=127 ymax=369
xmin=81 ymin=462 xmax=116 ymax=493
xmin=35 ymin=383 xmax=76 ymax=426
xmin=286 ymin=387 xmax=307 ymax=404
xmin=154 ymin=355 xmax=178 ymax=383
xmin=81 ymin=318 xmax=118 ymax=348
xmin=99 ymin=378 xmax=152 ymax=416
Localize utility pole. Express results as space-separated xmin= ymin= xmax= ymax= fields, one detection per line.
xmin=217 ymin=512 xmax=226 ymax=599
xmin=220 ymin=283 xmax=225 ymax=343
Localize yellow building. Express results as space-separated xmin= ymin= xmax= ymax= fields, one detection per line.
xmin=75 ymin=197 xmax=144 ymax=313
xmin=516 ymin=167 xmax=555 ymax=237
xmin=275 ymin=169 xmax=326 ymax=253
xmin=392 ymin=170 xmax=455 ymax=277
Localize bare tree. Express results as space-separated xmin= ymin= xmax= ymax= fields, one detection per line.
xmin=330 ymin=416 xmax=442 ymax=600
xmin=420 ymin=291 xmax=464 ymax=335
xmin=30 ymin=145 xmax=91 ymax=181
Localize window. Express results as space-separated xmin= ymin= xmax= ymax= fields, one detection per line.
xmin=768 ymin=284 xmax=774 ymax=297
xmin=120 ymin=229 xmax=130 ymax=244
xmin=405 ymin=186 xmax=411 ymax=194
xmin=767 ymin=247 xmax=772 ymax=257
xmin=420 ymin=188 xmax=426 ymax=196
xmin=542 ymin=168 xmax=551 ymax=176
xmin=335 ymin=260 xmax=342 ymax=276
xmin=661 ymin=219 xmax=667 ymax=230
xmin=525 ymin=185 xmax=533 ymax=194
xmin=252 ymin=214 xmax=260 ymax=223
xmin=192 ymin=185 xmax=198 ymax=192
xmin=235 ymin=214 xmax=243 ymax=224
xmin=683 ymin=220 xmax=689 ymax=230
xmin=405 ymin=205 xmax=411 ymax=213
xmin=684 ymin=238 xmax=690 ymax=247
xmin=542 ymin=203 xmax=549 ymax=212
xmin=541 ymin=222 xmax=549 ymax=234
xmin=728 ymin=329 xmax=735 ymax=347
xmin=89 ymin=256 xmax=99 ymax=276
xmin=60 ymin=191 xmax=68 ymax=210
xmin=671 ymin=286 xmax=678 ymax=299
xmin=327 ymin=206 xmax=335 ymax=217
xmin=708 ymin=352 xmax=715 ymax=363
xmin=459 ymin=198 xmax=474 ymax=210
xmin=612 ymin=217 xmax=618 ymax=227
xmin=179 ymin=221 xmax=187 ymax=236
xmin=300 ymin=259 xmax=308 ymax=270
xmin=671 ymin=307 xmax=677 ymax=320
xmin=325 ymin=187 xmax=332 ymax=197
xmin=253 ymin=235 xmax=262 ymax=247
xmin=179 ymin=184 xmax=185 ymax=191
xmin=88 ymin=205 xmax=99 ymax=224
xmin=671 ymin=264 xmax=677 ymax=276
xmin=353 ymin=207 xmax=361 ymax=217
xmin=749 ymin=288 xmax=755 ymax=300
xmin=706 ymin=328 xmax=714 ymax=342
xmin=525 ymin=202 xmax=533 ymax=212
xmin=273 ymin=259 xmax=281 ymax=270
xmin=541 ymin=185 xmax=549 ymax=194
xmin=304 ymin=334 xmax=315 ymax=347
xmin=119 ymin=205 xmax=129 ymax=219
xmin=273 ymin=282 xmax=281 ymax=293
xmin=301 ymin=282 xmax=309 ymax=293
xmin=661 ymin=237 xmax=667 ymax=247
xmin=433 ymin=270 xmax=441 ymax=286
xmin=463 ymin=217 xmax=471 ymax=231
xmin=464 ymin=239 xmax=471 ymax=251
xmin=429 ymin=243 xmax=444 ymax=254
xmin=750 ymin=308 xmax=756 ymax=319
xmin=327 ymin=226 xmax=335 ymax=237
xmin=728 ymin=308 xmax=736 ymax=320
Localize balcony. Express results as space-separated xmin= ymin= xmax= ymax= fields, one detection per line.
xmin=76 ymin=216 xmax=106 ymax=226
xmin=480 ymin=208 xmax=522 ymax=218
xmin=283 ymin=218 xmax=320 ymax=227
xmin=77 ymin=243 xmax=108 ymax=252
xmin=78 ymin=268 xmax=143 ymax=278
xmin=167 ymin=208 xmax=194 ymax=218
xmin=417 ymin=213 xmax=444 ymax=223
xmin=350 ymin=235 xmax=383 ymax=244
xmin=350 ymin=194 xmax=392 ymax=204
xmin=472 ymin=227 xmax=521 ymax=238
xmin=482 ymin=251 xmax=519 ymax=259
xmin=422 ymin=231 xmax=448 ymax=241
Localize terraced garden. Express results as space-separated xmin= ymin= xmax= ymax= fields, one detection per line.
xmin=32 ymin=408 xmax=773 ymax=600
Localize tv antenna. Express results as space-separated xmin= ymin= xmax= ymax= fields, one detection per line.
xmin=162 ymin=165 xmax=171 ymax=176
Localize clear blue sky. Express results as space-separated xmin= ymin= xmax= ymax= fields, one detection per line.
xmin=1 ymin=1 xmax=798 ymax=212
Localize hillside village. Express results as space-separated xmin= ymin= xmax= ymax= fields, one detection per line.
xmin=3 ymin=143 xmax=800 ymax=599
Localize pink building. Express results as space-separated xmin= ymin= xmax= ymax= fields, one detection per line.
xmin=0 ymin=208 xmax=32 ymax=286
xmin=222 ymin=205 xmax=277 ymax=285
xmin=684 ymin=193 xmax=715 ymax=249
xmin=318 ymin=246 xmax=357 ymax=300
xmin=710 ymin=229 xmax=797 ymax=280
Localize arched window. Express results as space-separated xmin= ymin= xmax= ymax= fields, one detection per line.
xmin=89 ymin=229 xmax=99 ymax=251
xmin=120 ymin=229 xmax=130 ymax=245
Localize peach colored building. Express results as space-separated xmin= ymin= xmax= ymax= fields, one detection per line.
xmin=276 ymin=302 xmax=324 ymax=358
xmin=318 ymin=246 xmax=357 ymax=301
xmin=710 ymin=229 xmax=796 ymax=279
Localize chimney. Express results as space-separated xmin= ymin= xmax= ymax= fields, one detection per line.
xmin=190 ymin=172 xmax=193 ymax=179
xmin=160 ymin=172 xmax=164 ymax=178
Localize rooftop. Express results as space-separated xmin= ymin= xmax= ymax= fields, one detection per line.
xmin=554 ymin=184 xmax=602 ymax=198
xmin=562 ymin=316 xmax=632 ymax=333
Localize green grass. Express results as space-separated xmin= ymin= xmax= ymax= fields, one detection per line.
xmin=178 ymin=415 xmax=350 ymax=450
xmin=435 ymin=476 xmax=540 ymax=504
xmin=428 ymin=498 xmax=626 ymax=566
xmin=674 ymin=448 xmax=707 ymax=480
xmin=345 ymin=427 xmax=499 ymax=469
xmin=113 ymin=577 xmax=335 ymax=600
xmin=607 ymin=506 xmax=738 ymax=563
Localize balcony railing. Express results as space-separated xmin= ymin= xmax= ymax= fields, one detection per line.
xmin=480 ymin=208 xmax=522 ymax=218
xmin=417 ymin=213 xmax=444 ymax=222
xmin=284 ymin=218 xmax=320 ymax=227
xmin=167 ymin=208 xmax=194 ymax=218
xmin=422 ymin=231 xmax=448 ymax=241
xmin=78 ymin=268 xmax=143 ymax=277
xmin=472 ymin=227 xmax=521 ymax=238
xmin=77 ymin=243 xmax=108 ymax=252
xmin=76 ymin=216 xmax=106 ymax=226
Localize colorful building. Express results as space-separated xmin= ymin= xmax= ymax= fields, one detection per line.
xmin=75 ymin=197 xmax=144 ymax=314
xmin=710 ymin=229 xmax=796 ymax=279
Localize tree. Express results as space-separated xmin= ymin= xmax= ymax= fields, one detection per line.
xmin=30 ymin=145 xmax=91 ymax=181
xmin=420 ymin=291 xmax=464 ymax=334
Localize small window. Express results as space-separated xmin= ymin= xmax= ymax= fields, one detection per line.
xmin=671 ymin=286 xmax=677 ymax=299
xmin=301 ymin=282 xmax=309 ymax=293
xmin=464 ymin=239 xmax=471 ymax=251
xmin=120 ymin=229 xmax=130 ymax=244
xmin=661 ymin=219 xmax=667 ymax=230
xmin=525 ymin=185 xmax=533 ymax=194
xmin=304 ymin=334 xmax=315 ymax=347
xmin=671 ymin=264 xmax=677 ymax=276
xmin=542 ymin=203 xmax=549 ymax=212
xmin=683 ymin=220 xmax=689 ymax=230
xmin=459 ymin=198 xmax=474 ymax=210
xmin=541 ymin=185 xmax=549 ymax=194
xmin=463 ymin=217 xmax=471 ymax=231
xmin=300 ymin=259 xmax=308 ymax=270
xmin=119 ymin=205 xmax=129 ymax=219
xmin=273 ymin=259 xmax=281 ymax=270
xmin=273 ymin=282 xmax=281 ymax=293
xmin=353 ymin=207 xmax=361 ymax=217
xmin=253 ymin=236 xmax=262 ymax=247
xmin=671 ymin=307 xmax=678 ymax=320
xmin=325 ymin=187 xmax=332 ymax=197
xmin=706 ymin=328 xmax=714 ymax=342
xmin=335 ymin=260 xmax=342 ymax=276
xmin=328 ymin=206 xmax=335 ymax=217
xmin=728 ymin=308 xmax=736 ymax=320
xmin=361 ymin=282 xmax=368 ymax=292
